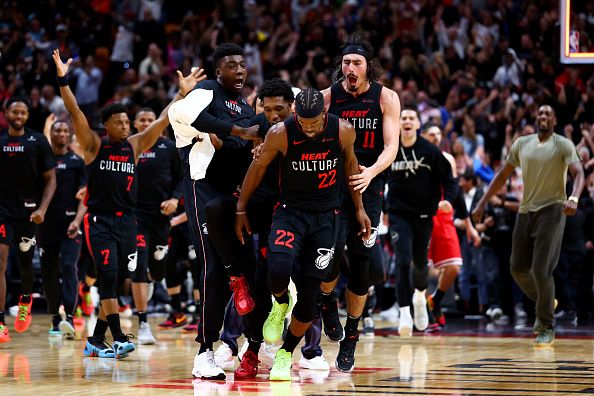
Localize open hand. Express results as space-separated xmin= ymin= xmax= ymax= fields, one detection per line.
xmin=177 ymin=67 xmax=206 ymax=97
xmin=52 ymin=49 xmax=72 ymax=77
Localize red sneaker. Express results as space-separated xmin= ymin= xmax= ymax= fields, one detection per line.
xmin=14 ymin=296 xmax=33 ymax=333
xmin=182 ymin=317 xmax=198 ymax=333
xmin=234 ymin=350 xmax=259 ymax=379
xmin=0 ymin=323 xmax=10 ymax=343
xmin=159 ymin=312 xmax=187 ymax=328
xmin=230 ymin=275 xmax=255 ymax=316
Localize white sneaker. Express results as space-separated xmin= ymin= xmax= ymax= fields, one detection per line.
xmin=487 ymin=307 xmax=503 ymax=321
xmin=192 ymin=350 xmax=226 ymax=380
xmin=412 ymin=289 xmax=428 ymax=331
xmin=214 ymin=343 xmax=235 ymax=370
xmin=59 ymin=320 xmax=76 ymax=339
xmin=378 ymin=304 xmax=400 ymax=325
xmin=138 ymin=322 xmax=156 ymax=345
xmin=238 ymin=339 xmax=249 ymax=361
xmin=299 ymin=355 xmax=330 ymax=370
xmin=398 ymin=306 xmax=413 ymax=337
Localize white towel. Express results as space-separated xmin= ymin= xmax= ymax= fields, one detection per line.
xmin=168 ymin=88 xmax=216 ymax=180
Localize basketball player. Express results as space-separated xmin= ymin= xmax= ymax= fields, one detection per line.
xmin=39 ymin=120 xmax=87 ymax=338
xmin=131 ymin=108 xmax=183 ymax=345
xmin=235 ymin=88 xmax=371 ymax=381
xmin=473 ymin=105 xmax=584 ymax=345
xmin=385 ymin=108 xmax=458 ymax=337
xmin=421 ymin=125 xmax=479 ymax=328
xmin=0 ymin=97 xmax=57 ymax=343
xmin=53 ymin=48 xmax=205 ymax=358
xmin=173 ymin=43 xmax=259 ymax=380
xmin=214 ymin=78 xmax=294 ymax=378
xmin=319 ymin=34 xmax=401 ymax=372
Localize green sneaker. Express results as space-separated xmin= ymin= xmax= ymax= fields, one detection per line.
xmin=263 ymin=293 xmax=292 ymax=344
xmin=534 ymin=328 xmax=555 ymax=347
xmin=269 ymin=348 xmax=292 ymax=381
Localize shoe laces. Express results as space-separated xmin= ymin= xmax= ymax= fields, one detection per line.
xmin=241 ymin=350 xmax=259 ymax=367
xmin=275 ymin=352 xmax=291 ymax=369
xmin=339 ymin=332 xmax=358 ymax=358
xmin=17 ymin=304 xmax=30 ymax=321
xmin=269 ymin=304 xmax=285 ymax=325
xmin=206 ymin=350 xmax=219 ymax=368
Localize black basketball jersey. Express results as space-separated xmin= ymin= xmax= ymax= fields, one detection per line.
xmin=328 ymin=81 xmax=383 ymax=168
xmin=280 ymin=114 xmax=343 ymax=212
xmin=137 ymin=136 xmax=182 ymax=215
xmin=85 ymin=138 xmax=137 ymax=215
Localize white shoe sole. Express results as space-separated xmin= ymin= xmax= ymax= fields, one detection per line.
xmin=413 ymin=294 xmax=428 ymax=331
xmin=59 ymin=321 xmax=75 ymax=339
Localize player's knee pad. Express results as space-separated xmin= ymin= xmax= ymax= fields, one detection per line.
xmin=267 ymin=252 xmax=293 ymax=294
xmin=97 ymin=270 xmax=118 ymax=299
xmin=292 ymin=277 xmax=321 ymax=323
xmin=148 ymin=257 xmax=166 ymax=282
xmin=325 ymin=244 xmax=345 ymax=283
xmin=347 ymin=251 xmax=371 ymax=296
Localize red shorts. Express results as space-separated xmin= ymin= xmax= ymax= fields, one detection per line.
xmin=428 ymin=211 xmax=462 ymax=268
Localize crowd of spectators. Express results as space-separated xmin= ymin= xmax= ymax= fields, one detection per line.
xmin=1 ymin=0 xmax=593 ymax=324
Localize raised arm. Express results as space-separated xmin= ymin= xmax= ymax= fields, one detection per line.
xmin=350 ymin=87 xmax=401 ymax=193
xmin=52 ymin=49 xmax=101 ymax=163
xmin=340 ymin=119 xmax=371 ymax=240
xmin=129 ymin=68 xmax=206 ymax=159
xmin=235 ymin=123 xmax=286 ymax=244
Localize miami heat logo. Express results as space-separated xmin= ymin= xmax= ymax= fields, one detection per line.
xmin=201 ymin=223 xmax=208 ymax=235
xmin=363 ymin=227 xmax=379 ymax=248
xmin=19 ymin=236 xmax=36 ymax=252
xmin=315 ymin=247 xmax=334 ymax=270
xmin=153 ymin=245 xmax=169 ymax=261
xmin=188 ymin=245 xmax=196 ymax=260
xmin=127 ymin=251 xmax=138 ymax=271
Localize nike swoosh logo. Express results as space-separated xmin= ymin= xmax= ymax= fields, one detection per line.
xmin=293 ymin=140 xmax=306 ymax=145
xmin=322 ymin=138 xmax=334 ymax=143
xmin=175 ymin=317 xmax=185 ymax=324
xmin=335 ymin=99 xmax=348 ymax=104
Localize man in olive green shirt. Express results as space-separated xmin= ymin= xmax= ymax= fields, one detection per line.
xmin=473 ymin=105 xmax=584 ymax=346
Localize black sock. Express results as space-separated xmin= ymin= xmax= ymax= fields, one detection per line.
xmin=21 ymin=294 xmax=31 ymax=303
xmin=199 ymin=342 xmax=213 ymax=354
xmin=138 ymin=311 xmax=147 ymax=325
xmin=92 ymin=319 xmax=109 ymax=338
xmin=274 ymin=292 xmax=289 ymax=305
xmin=433 ymin=289 xmax=446 ymax=308
xmin=0 ymin=311 xmax=4 ymax=324
xmin=345 ymin=315 xmax=359 ymax=333
xmin=52 ymin=314 xmax=61 ymax=328
xmin=280 ymin=328 xmax=302 ymax=354
xmin=321 ymin=291 xmax=334 ymax=308
xmin=106 ymin=313 xmax=125 ymax=341
xmin=248 ymin=339 xmax=262 ymax=354
xmin=170 ymin=294 xmax=182 ymax=312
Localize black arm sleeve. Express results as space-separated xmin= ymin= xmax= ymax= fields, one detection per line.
xmin=438 ymin=152 xmax=457 ymax=204
xmin=191 ymin=109 xmax=234 ymax=137
xmin=453 ymin=186 xmax=469 ymax=219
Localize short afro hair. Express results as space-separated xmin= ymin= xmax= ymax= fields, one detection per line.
xmin=258 ymin=78 xmax=295 ymax=103
xmin=5 ymin=96 xmax=31 ymax=110
xmin=212 ymin=43 xmax=245 ymax=70
xmin=100 ymin=103 xmax=128 ymax=124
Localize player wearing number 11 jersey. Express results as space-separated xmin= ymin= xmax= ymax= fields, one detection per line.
xmin=319 ymin=34 xmax=400 ymax=373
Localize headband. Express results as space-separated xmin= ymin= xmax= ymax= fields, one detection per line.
xmin=342 ymin=44 xmax=371 ymax=60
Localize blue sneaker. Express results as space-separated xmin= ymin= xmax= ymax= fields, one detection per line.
xmin=48 ymin=326 xmax=62 ymax=336
xmin=84 ymin=337 xmax=116 ymax=358
xmin=113 ymin=336 xmax=135 ymax=359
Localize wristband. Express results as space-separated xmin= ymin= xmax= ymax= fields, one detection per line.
xmin=568 ymin=196 xmax=578 ymax=203
xmin=57 ymin=75 xmax=68 ymax=86
xmin=236 ymin=211 xmax=246 ymax=215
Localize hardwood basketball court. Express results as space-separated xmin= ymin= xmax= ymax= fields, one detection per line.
xmin=1 ymin=315 xmax=593 ymax=395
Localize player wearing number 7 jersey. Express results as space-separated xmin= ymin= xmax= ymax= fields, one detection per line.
xmin=235 ymin=88 xmax=371 ymax=381
xmin=52 ymin=49 xmax=205 ymax=359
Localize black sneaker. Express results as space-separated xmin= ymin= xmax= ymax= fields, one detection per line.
xmin=321 ymin=300 xmax=344 ymax=342
xmin=335 ymin=329 xmax=358 ymax=372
